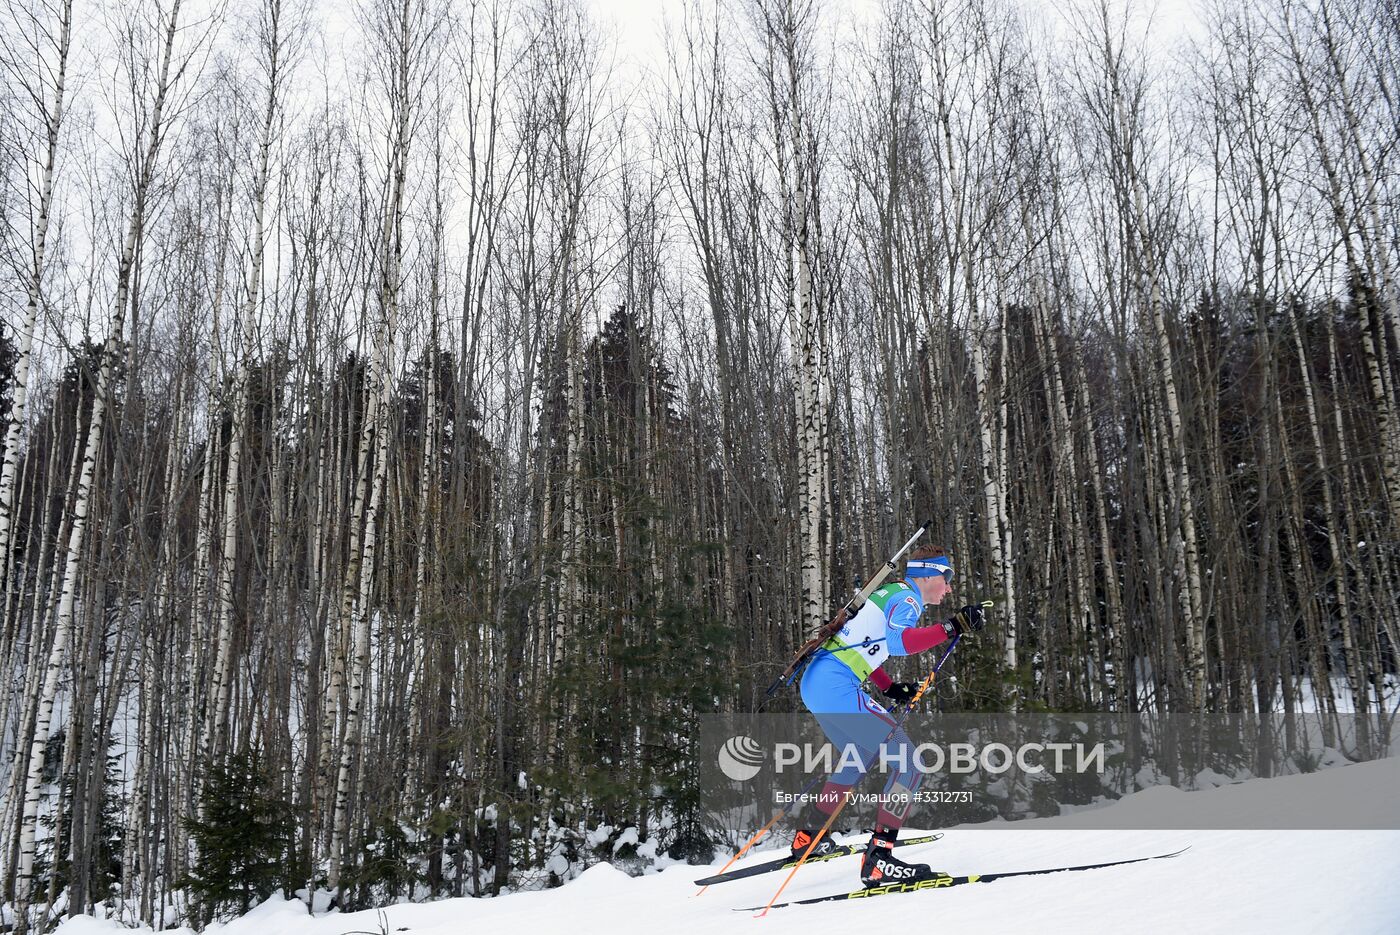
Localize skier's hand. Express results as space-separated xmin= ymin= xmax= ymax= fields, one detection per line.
xmin=946 ymin=604 xmax=986 ymax=636
xmin=880 ymin=681 xmax=919 ymax=705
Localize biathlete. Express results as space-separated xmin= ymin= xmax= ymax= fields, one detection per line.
xmin=792 ymin=545 xmax=985 ymax=886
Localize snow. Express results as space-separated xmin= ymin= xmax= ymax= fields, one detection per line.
xmin=54 ymin=758 xmax=1400 ymax=935
xmin=584 ymin=824 xmax=613 ymax=849
xmin=611 ymin=826 xmax=639 ymax=855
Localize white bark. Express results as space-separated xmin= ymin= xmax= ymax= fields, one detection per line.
xmin=559 ymin=315 xmax=582 ymax=663
xmin=326 ymin=336 xmax=394 ymax=890
xmin=204 ymin=355 xmax=248 ymax=759
xmin=0 ymin=0 xmax=73 ymax=605
xmin=969 ymin=328 xmax=1008 ymax=654
xmin=177 ymin=188 xmax=236 ymax=871
xmin=1036 ymin=288 xmax=1099 ymax=705
xmin=0 ymin=443 xmax=64 ymax=893
xmin=123 ymin=385 xmax=187 ymax=923
xmin=317 ymin=367 xmax=374 ymax=812
xmin=406 ymin=180 xmax=444 ymax=795
xmin=1097 ymin=13 xmax=1207 ymax=710
xmin=1282 ymin=0 xmax=1400 ymax=539
xmin=14 ymin=0 xmax=186 ymax=912
xmin=1077 ymin=359 xmax=1126 ymax=709
xmin=1314 ymin=2 xmax=1400 ymax=344
xmin=924 ymin=1 xmax=1013 ymax=682
xmin=767 ymin=0 xmax=826 ymax=635
xmin=203 ymin=0 xmax=287 ymax=765
xmin=1289 ymin=308 xmax=1366 ymax=718
xmin=327 ymin=0 xmax=412 ymax=883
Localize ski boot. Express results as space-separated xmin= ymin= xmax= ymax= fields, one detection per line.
xmin=860 ymin=830 xmax=932 ymax=886
xmin=790 ymin=828 xmax=838 ymax=859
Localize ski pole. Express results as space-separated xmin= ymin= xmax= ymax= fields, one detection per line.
xmin=692 ymin=769 xmax=829 ymax=896
xmin=754 ymin=634 xmax=965 ymax=917
xmin=765 ymin=521 xmax=932 ymax=700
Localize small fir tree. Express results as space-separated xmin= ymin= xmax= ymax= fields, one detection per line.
xmin=181 ymin=748 xmax=293 ymax=922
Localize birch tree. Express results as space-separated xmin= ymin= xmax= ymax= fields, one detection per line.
xmin=1074 ymin=3 xmax=1208 ymax=709
xmin=12 ymin=0 xmax=191 ymax=925
xmin=204 ymin=0 xmax=299 ymax=767
xmin=756 ymin=0 xmax=828 ymax=637
xmin=0 ymin=0 xmax=73 ymax=611
xmin=326 ymin=0 xmax=441 ymax=893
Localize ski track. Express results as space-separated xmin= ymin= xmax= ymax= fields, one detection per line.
xmin=54 ymin=758 xmax=1400 ymax=935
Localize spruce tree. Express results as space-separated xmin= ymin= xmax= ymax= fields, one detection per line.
xmin=181 ymin=748 xmax=293 ymax=922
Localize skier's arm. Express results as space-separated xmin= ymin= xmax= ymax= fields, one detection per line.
xmin=868 ymin=667 xmax=894 ymax=691
xmin=870 ymin=665 xmax=919 ymax=704
xmin=885 ymin=594 xmax=954 ymax=656
xmin=894 ymin=622 xmax=955 ymax=654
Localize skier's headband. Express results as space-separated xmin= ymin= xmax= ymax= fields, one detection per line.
xmin=906 ymin=557 xmax=953 ymax=580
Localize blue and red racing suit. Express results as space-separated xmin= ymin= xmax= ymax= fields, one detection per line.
xmin=799 ymin=579 xmax=954 ymax=831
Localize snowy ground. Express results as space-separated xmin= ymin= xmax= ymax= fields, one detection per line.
xmin=58 ymin=757 xmax=1400 ymax=935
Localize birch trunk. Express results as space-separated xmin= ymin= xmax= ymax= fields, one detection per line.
xmin=1036 ymin=290 xmax=1099 ymax=705
xmin=1282 ymin=1 xmax=1400 ymax=545
xmin=1097 ymin=17 xmax=1207 ymax=709
xmin=327 ymin=0 xmax=412 ymax=884
xmin=1327 ymin=315 xmax=1372 ymax=722
xmin=176 ymin=193 xmax=235 ymax=870
xmin=326 ymin=294 xmax=395 ymax=896
xmin=559 ymin=315 xmax=582 ymax=668
xmin=1316 ymin=1 xmax=1400 ymax=348
xmin=1076 ymin=361 xmax=1127 ymax=710
xmin=203 ymin=0 xmax=287 ymax=766
xmin=123 ymin=382 xmax=188 ymax=922
xmin=13 ymin=1 xmax=185 ymax=921
xmin=406 ymin=169 xmax=445 ymax=797
xmin=775 ymin=1 xmax=826 ymax=636
xmin=0 ymin=0 xmax=73 ymax=601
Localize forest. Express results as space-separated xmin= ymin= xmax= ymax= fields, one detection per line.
xmin=0 ymin=0 xmax=1396 ymax=928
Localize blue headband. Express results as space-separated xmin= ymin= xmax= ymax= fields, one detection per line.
xmin=906 ymin=557 xmax=953 ymax=579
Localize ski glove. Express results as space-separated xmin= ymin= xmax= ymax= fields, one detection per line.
xmin=945 ymin=604 xmax=986 ymax=636
xmin=880 ymin=681 xmax=920 ymax=705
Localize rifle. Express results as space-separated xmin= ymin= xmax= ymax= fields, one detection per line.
xmin=763 ymin=520 xmax=931 ymax=699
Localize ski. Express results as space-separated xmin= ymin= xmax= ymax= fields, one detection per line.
xmin=694 ymin=833 xmax=944 ymax=886
xmin=737 ymin=847 xmax=1189 ymax=911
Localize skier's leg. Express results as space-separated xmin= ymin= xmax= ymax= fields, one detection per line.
xmin=874 ymin=724 xmax=924 ymax=834
xmin=823 ymin=692 xmax=924 ymax=833
xmin=833 ymin=694 xmax=935 ymax=885
xmin=793 ymin=657 xmax=876 ymax=854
